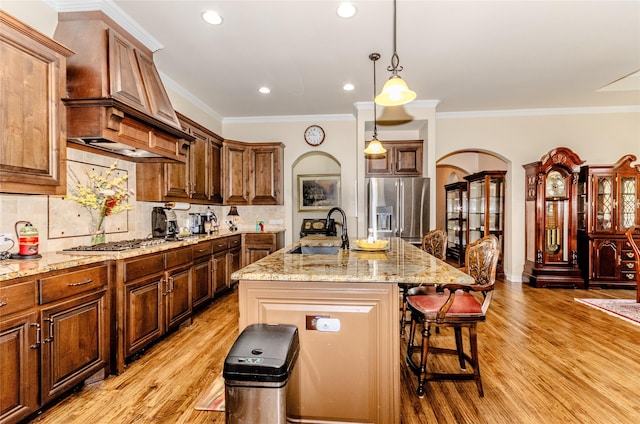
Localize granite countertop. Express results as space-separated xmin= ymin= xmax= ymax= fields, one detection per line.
xmin=231 ymin=237 xmax=474 ymax=286
xmin=0 ymin=230 xmax=281 ymax=283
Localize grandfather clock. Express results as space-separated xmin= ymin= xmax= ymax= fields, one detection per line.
xmin=523 ymin=147 xmax=585 ymax=288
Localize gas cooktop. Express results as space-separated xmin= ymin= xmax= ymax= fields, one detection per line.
xmin=61 ymin=238 xmax=171 ymax=254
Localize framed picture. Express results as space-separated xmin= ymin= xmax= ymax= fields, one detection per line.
xmin=298 ymin=174 xmax=341 ymax=211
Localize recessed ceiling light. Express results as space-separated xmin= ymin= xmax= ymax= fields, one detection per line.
xmin=343 ymin=83 xmax=355 ymax=91
xmin=337 ymin=2 xmax=357 ymax=18
xmin=202 ymin=10 xmax=223 ymax=25
xmin=259 ymin=87 xmax=271 ymax=94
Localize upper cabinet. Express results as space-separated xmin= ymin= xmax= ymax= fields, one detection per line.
xmin=365 ymin=140 xmax=423 ymax=177
xmin=53 ymin=11 xmax=192 ymax=162
xmin=136 ymin=113 xmax=223 ymax=204
xmin=222 ymin=140 xmax=284 ymax=205
xmin=522 ymin=147 xmax=585 ymax=288
xmin=0 ymin=11 xmax=73 ymax=195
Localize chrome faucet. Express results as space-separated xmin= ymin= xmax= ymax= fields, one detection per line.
xmin=326 ymin=207 xmax=349 ymax=249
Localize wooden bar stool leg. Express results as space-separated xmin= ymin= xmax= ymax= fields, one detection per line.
xmin=416 ymin=323 xmax=432 ymax=398
xmin=469 ymin=325 xmax=484 ymax=397
xmin=454 ymin=326 xmax=466 ymax=370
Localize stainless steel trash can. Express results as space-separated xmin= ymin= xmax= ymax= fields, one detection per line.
xmin=223 ymin=323 xmax=299 ymax=424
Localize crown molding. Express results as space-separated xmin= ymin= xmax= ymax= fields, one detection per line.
xmin=49 ymin=0 xmax=163 ymax=51
xmin=436 ymin=105 xmax=640 ymax=119
xmin=223 ymin=114 xmax=355 ymax=125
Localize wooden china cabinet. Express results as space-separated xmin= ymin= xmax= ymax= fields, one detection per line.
xmin=577 ymin=155 xmax=640 ymax=288
xmin=444 ymin=181 xmax=468 ymax=266
xmin=522 ymin=147 xmax=585 ymax=288
xmin=464 ymin=171 xmax=506 ymax=274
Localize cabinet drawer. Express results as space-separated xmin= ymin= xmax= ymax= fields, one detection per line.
xmin=166 ymin=246 xmax=193 ymax=269
xmin=193 ymin=241 xmax=212 ymax=259
xmin=39 ymin=265 xmax=108 ymax=304
xmin=212 ymin=237 xmax=229 ymax=254
xmin=124 ymin=253 xmax=165 ymax=282
xmin=0 ymin=280 xmax=37 ymax=316
xmin=245 ymin=233 xmax=275 ymax=246
xmin=228 ymin=235 xmax=242 ymax=249
xmin=622 ymin=261 xmax=636 ymax=271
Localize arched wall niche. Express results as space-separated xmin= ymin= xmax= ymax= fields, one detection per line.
xmin=291 ymin=151 xmax=342 ymax=242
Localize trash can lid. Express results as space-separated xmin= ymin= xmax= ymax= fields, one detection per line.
xmin=223 ymin=323 xmax=299 ymax=383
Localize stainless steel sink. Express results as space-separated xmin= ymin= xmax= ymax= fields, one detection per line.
xmin=288 ymin=246 xmax=340 ymax=255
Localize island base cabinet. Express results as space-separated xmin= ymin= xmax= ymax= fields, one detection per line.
xmin=40 ymin=290 xmax=109 ymax=405
xmin=0 ymin=312 xmax=39 ymax=424
xmin=238 ymin=281 xmax=400 ymax=424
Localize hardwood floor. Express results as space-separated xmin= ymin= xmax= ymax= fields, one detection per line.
xmin=28 ymin=281 xmax=640 ymax=424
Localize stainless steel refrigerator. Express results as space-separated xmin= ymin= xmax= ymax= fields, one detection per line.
xmin=366 ymin=177 xmax=430 ymax=245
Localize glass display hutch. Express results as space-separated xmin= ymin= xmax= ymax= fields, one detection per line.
xmin=577 ymin=154 xmax=640 ymax=288
xmin=444 ymin=181 xmax=468 ymax=266
xmin=464 ymin=170 xmax=506 ymax=274
xmin=522 ymin=147 xmax=584 ymax=288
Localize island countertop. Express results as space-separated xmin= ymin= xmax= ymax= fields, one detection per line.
xmin=231 ymin=237 xmax=474 ymax=285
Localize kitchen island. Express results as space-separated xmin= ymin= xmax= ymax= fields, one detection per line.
xmin=231 ymin=237 xmax=474 ymax=424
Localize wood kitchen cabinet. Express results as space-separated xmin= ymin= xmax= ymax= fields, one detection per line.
xmin=222 ymin=140 xmax=285 ymax=205
xmin=118 ymin=247 xmax=193 ymax=373
xmin=0 ymin=11 xmax=73 ymax=195
xmin=136 ymin=113 xmax=224 ymax=204
xmin=1 ymin=263 xmax=109 ymax=424
xmin=365 ymin=140 xmax=423 ymax=177
xmin=192 ymin=241 xmax=213 ymax=310
xmin=578 ymin=155 xmax=640 ymax=288
xmin=242 ymin=232 xmax=285 ymax=267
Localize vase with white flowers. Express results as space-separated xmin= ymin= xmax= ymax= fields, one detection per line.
xmin=66 ymin=161 xmax=134 ymax=245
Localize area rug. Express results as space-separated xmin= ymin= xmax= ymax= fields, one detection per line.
xmin=195 ymin=375 xmax=225 ymax=411
xmin=575 ymin=298 xmax=640 ymax=326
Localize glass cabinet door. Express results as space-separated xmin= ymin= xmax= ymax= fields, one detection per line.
xmin=468 ymin=180 xmax=484 ymax=244
xmin=595 ymin=175 xmax=614 ymax=232
xmin=619 ymin=175 xmax=637 ymax=230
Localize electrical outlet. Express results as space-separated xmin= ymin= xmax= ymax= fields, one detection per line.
xmin=0 ymin=233 xmax=10 ymax=241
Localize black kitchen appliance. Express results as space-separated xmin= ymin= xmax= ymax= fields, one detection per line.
xmin=299 ymin=218 xmax=336 ymax=238
xmin=152 ymin=207 xmax=178 ymax=239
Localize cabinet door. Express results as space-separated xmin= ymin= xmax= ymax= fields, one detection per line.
xmin=124 ymin=276 xmax=163 ymax=358
xmin=189 ymin=128 xmax=209 ymax=201
xmin=212 ymin=252 xmax=228 ymax=295
xmin=618 ymin=174 xmax=638 ymax=231
xmin=223 ymin=143 xmax=249 ymax=204
xmin=593 ymin=175 xmax=615 ymax=234
xmin=592 ymin=239 xmax=620 ymax=280
xmin=249 ymin=145 xmax=282 ymax=205
xmin=228 ymin=248 xmax=242 ymax=288
xmin=209 ymin=140 xmax=223 ymax=204
xmin=165 ymin=266 xmax=192 ymax=331
xmin=0 ymin=13 xmax=71 ymax=194
xmin=394 ymin=143 xmax=422 ymax=176
xmin=365 ymin=151 xmax=393 ymax=176
xmin=192 ymin=258 xmax=212 ymax=310
xmin=0 ymin=312 xmax=39 ymax=423
xmin=40 ymin=290 xmax=108 ymax=404
xmin=164 ymin=161 xmax=190 ymax=199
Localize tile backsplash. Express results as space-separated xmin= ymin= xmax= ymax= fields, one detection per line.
xmin=0 ymin=149 xmax=286 ymax=254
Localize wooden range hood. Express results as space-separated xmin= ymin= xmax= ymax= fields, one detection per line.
xmin=54 ymin=11 xmax=193 ymax=162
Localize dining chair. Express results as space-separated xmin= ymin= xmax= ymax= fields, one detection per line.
xmin=405 ymin=234 xmax=499 ymax=397
xmin=399 ymin=229 xmax=447 ymax=335
xmin=624 ymin=226 xmax=640 ymax=303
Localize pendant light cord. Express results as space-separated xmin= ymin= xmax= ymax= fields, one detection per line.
xmin=369 ymin=53 xmax=380 ymax=139
xmin=388 ymin=0 xmax=402 ymax=75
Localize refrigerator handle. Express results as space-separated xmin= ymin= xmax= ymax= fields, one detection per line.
xmin=399 ymin=180 xmax=404 ymax=237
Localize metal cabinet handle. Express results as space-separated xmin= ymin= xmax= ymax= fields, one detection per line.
xmin=162 ymin=277 xmax=168 ymax=296
xmin=68 ymin=279 xmax=93 ymax=287
xmin=626 ymin=263 xmax=635 ymax=269
xmin=30 ymin=323 xmax=41 ymax=349
xmin=43 ymin=317 xmax=54 ymax=343
xmin=625 ymin=273 xmax=635 ymax=280
xmin=0 ymin=300 xmax=6 ymax=307
xmin=168 ymin=276 xmax=175 ymax=293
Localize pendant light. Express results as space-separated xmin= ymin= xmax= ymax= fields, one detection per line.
xmin=365 ymin=53 xmax=387 ymax=155
xmin=375 ymin=0 xmax=416 ymax=107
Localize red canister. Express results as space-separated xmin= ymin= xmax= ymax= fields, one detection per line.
xmin=16 ymin=221 xmax=39 ymax=256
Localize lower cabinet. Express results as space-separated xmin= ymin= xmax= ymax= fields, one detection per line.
xmin=242 ymin=232 xmax=284 ymax=266
xmin=0 ymin=311 xmax=39 ymax=424
xmin=192 ymin=240 xmax=213 ymax=310
xmin=0 ymin=263 xmax=109 ymax=424
xmin=579 ymin=235 xmax=638 ymax=288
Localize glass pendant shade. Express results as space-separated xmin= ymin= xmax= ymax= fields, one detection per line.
xmin=364 ymin=137 xmax=387 ymax=155
xmin=375 ymin=75 xmax=416 ymax=106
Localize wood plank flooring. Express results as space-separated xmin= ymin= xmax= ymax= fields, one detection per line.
xmin=28 ymin=281 xmax=640 ymax=424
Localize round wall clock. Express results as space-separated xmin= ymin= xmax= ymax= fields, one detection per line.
xmin=304 ymin=125 xmax=325 ymax=146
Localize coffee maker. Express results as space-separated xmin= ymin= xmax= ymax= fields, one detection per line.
xmin=152 ymin=207 xmax=178 ymax=239
xmin=189 ymin=213 xmax=205 ymax=234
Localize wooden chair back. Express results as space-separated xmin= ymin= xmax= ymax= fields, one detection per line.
xmin=464 ymin=235 xmax=500 ymax=314
xmin=421 ymin=229 xmax=447 ymax=260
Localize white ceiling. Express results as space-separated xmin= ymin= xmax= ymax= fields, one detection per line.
xmin=56 ymin=0 xmax=640 ymax=119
